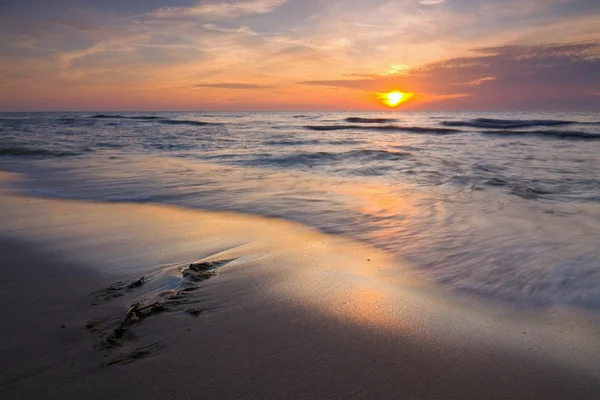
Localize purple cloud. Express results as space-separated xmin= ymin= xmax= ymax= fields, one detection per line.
xmin=300 ymin=41 xmax=600 ymax=110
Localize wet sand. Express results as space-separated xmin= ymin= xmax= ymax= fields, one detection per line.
xmin=1 ymin=174 xmax=600 ymax=399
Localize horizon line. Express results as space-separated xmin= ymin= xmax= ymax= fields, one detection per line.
xmin=2 ymin=109 xmax=599 ymax=113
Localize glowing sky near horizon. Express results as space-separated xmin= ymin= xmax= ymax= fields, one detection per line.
xmin=0 ymin=0 xmax=599 ymax=111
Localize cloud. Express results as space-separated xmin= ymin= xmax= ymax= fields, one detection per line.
xmin=202 ymin=24 xmax=258 ymax=35
xmin=469 ymin=41 xmax=600 ymax=57
xmin=300 ymin=41 xmax=600 ymax=109
xmin=2 ymin=0 xmax=600 ymax=111
xmin=464 ymin=77 xmax=496 ymax=85
xmin=151 ymin=0 xmax=288 ymax=19
xmin=418 ymin=0 xmax=446 ymax=5
xmin=194 ymin=82 xmax=273 ymax=89
xmin=299 ymin=79 xmax=372 ymax=90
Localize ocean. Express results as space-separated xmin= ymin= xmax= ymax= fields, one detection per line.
xmin=1 ymin=111 xmax=600 ymax=310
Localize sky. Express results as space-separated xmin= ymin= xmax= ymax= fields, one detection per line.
xmin=0 ymin=0 xmax=599 ymax=111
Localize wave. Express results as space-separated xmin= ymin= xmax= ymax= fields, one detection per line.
xmin=0 ymin=147 xmax=81 ymax=157
xmin=304 ymin=123 xmax=599 ymax=139
xmin=0 ymin=118 xmax=30 ymax=122
xmin=327 ymin=139 xmax=367 ymax=145
xmin=441 ymin=118 xmax=576 ymax=129
xmin=90 ymin=114 xmax=162 ymax=120
xmin=476 ymin=177 xmax=557 ymax=200
xmin=264 ymin=139 xmax=365 ymax=146
xmin=400 ymin=126 xmax=461 ymax=134
xmin=156 ymin=119 xmax=215 ymax=127
xmin=510 ymin=185 xmax=555 ymax=200
xmin=57 ymin=117 xmax=78 ymax=123
xmin=89 ymin=114 xmax=218 ymax=127
xmin=341 ymin=149 xmax=411 ymax=160
xmin=251 ymin=149 xmax=412 ymax=167
xmin=345 ymin=117 xmax=398 ymax=124
xmin=304 ymin=125 xmax=360 ymax=131
xmin=304 ymin=125 xmax=459 ymax=134
xmin=483 ymin=129 xmax=600 ymax=140
xmin=264 ymin=139 xmax=322 ymax=146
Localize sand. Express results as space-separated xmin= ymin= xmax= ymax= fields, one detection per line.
xmin=1 ymin=172 xmax=600 ymax=399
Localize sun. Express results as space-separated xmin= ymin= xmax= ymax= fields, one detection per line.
xmin=379 ymin=91 xmax=414 ymax=108
xmin=387 ymin=91 xmax=403 ymax=106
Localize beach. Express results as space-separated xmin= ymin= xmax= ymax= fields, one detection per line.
xmin=2 ymin=0 xmax=600 ymax=395
xmin=2 ymin=0 xmax=600 ymax=394
xmin=1 ymin=172 xmax=600 ymax=399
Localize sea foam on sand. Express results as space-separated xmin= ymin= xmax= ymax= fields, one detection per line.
xmin=1 ymin=171 xmax=600 ymax=399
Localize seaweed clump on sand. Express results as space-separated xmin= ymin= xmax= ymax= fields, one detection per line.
xmin=180 ymin=259 xmax=233 ymax=281
xmin=89 ymin=276 xmax=147 ymax=304
xmin=88 ymin=287 xmax=200 ymax=350
xmin=86 ymin=258 xmax=236 ymax=365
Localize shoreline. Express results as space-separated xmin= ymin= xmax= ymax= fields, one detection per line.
xmin=1 ymin=179 xmax=600 ymax=398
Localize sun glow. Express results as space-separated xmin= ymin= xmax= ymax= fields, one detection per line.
xmin=379 ymin=91 xmax=414 ymax=108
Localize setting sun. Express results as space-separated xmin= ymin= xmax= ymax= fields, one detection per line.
xmin=379 ymin=91 xmax=414 ymax=108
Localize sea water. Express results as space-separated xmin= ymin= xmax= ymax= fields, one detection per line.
xmin=1 ymin=111 xmax=599 ymax=309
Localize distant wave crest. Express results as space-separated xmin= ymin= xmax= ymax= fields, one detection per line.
xmin=89 ymin=114 xmax=219 ymax=127
xmin=156 ymin=119 xmax=215 ymax=127
xmin=441 ymin=118 xmax=576 ymax=129
xmin=483 ymin=129 xmax=600 ymax=140
xmin=304 ymin=123 xmax=600 ymax=139
xmin=90 ymin=114 xmax=162 ymax=120
xmin=345 ymin=117 xmax=398 ymax=124
xmin=304 ymin=125 xmax=459 ymax=134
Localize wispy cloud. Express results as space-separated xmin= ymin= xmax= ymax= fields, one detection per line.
xmin=464 ymin=77 xmax=496 ymax=86
xmin=151 ymin=0 xmax=288 ymax=19
xmin=418 ymin=0 xmax=446 ymax=5
xmin=195 ymin=83 xmax=273 ymax=89
xmin=1 ymin=0 xmax=600 ymax=110
xmin=202 ymin=24 xmax=258 ymax=35
xmin=299 ymin=79 xmax=369 ymax=89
